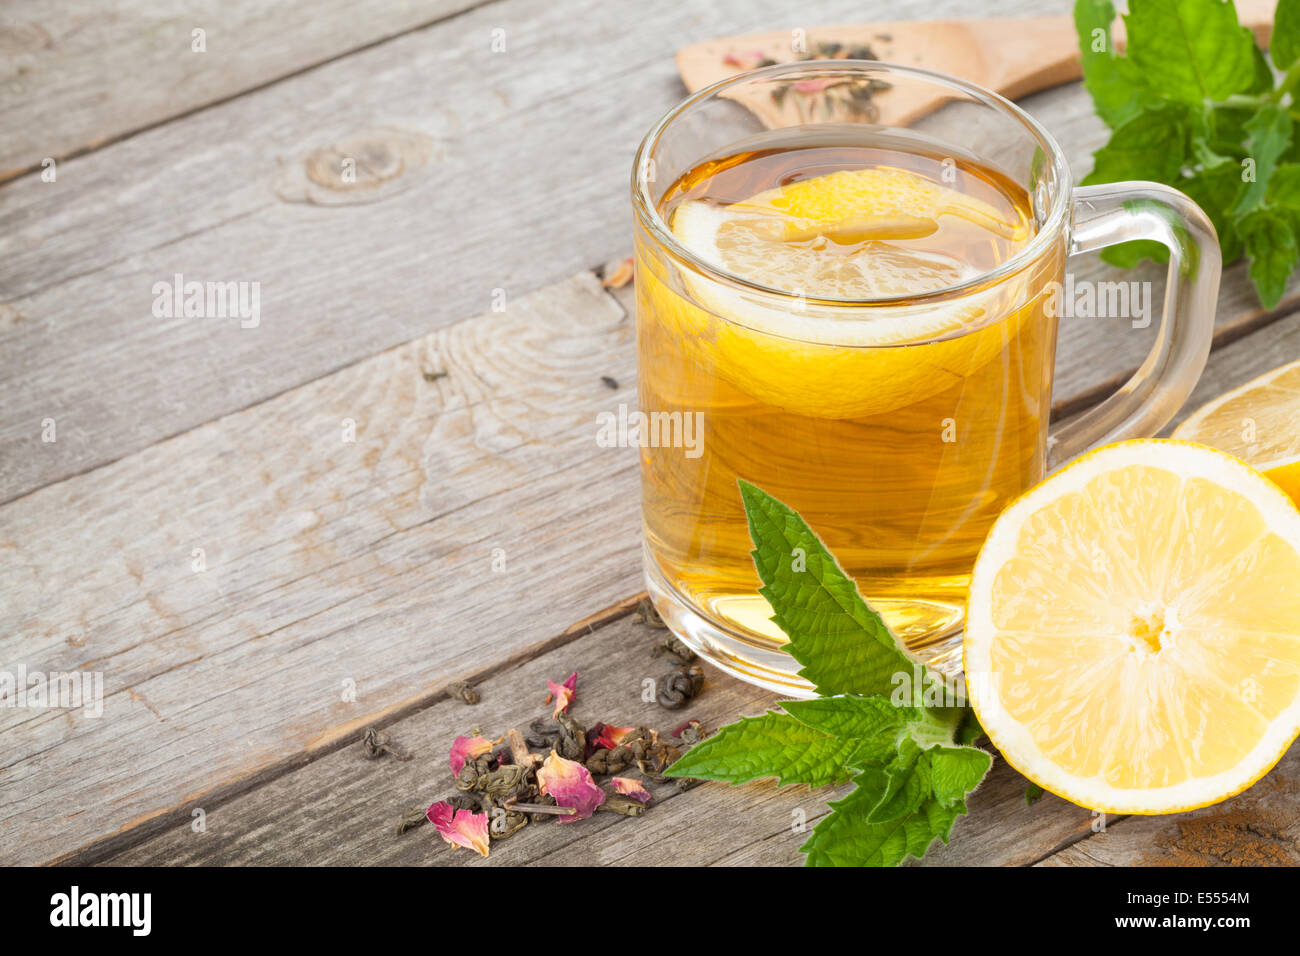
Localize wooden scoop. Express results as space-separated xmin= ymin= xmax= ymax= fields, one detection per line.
xmin=676 ymin=1 xmax=1276 ymax=127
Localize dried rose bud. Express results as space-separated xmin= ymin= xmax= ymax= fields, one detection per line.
xmin=536 ymin=751 xmax=605 ymax=823
xmin=426 ymin=801 xmax=490 ymax=858
xmin=448 ymin=735 xmax=493 ymax=776
xmin=609 ymin=777 xmax=652 ymax=804
xmin=589 ymin=722 xmax=636 ymax=751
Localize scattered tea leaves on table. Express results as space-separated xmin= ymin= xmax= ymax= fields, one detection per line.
xmin=635 ymin=596 xmax=669 ymax=629
xmin=421 ymin=666 xmax=708 ymax=858
xmin=447 ymin=680 xmax=480 ymax=705
xmin=657 ymin=664 xmax=704 ymax=709
xmin=360 ymin=726 xmax=412 ymax=761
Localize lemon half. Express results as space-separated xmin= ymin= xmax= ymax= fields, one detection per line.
xmin=965 ymin=439 xmax=1300 ymax=814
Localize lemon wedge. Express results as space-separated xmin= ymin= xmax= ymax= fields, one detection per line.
xmin=965 ymin=439 xmax=1300 ymax=814
xmin=1173 ymin=359 xmax=1300 ymax=504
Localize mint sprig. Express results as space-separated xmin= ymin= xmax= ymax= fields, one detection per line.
xmin=1076 ymin=0 xmax=1300 ymax=306
xmin=664 ymin=482 xmax=991 ymax=867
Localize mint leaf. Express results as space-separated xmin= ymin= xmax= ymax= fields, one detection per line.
xmin=781 ymin=695 xmax=912 ymax=739
xmin=1266 ymin=162 xmax=1300 ymax=213
xmin=1238 ymin=210 xmax=1298 ymax=307
xmin=956 ymin=710 xmax=985 ymax=746
xmin=1266 ymin=163 xmax=1300 ymax=252
xmin=1246 ymin=43 xmax=1275 ymax=94
xmin=661 ymin=711 xmax=860 ymax=787
xmin=1233 ymin=105 xmax=1293 ymax=215
xmin=929 ymin=746 xmax=994 ymax=807
xmin=801 ymin=778 xmax=965 ymax=868
xmin=868 ymin=739 xmax=931 ymax=823
xmin=1074 ymin=0 xmax=1148 ymax=127
xmin=1025 ymin=782 xmax=1046 ymax=806
xmin=1123 ymin=0 xmax=1257 ymax=103
xmin=782 ymin=696 xmax=913 ymax=769
xmin=1083 ymin=105 xmax=1192 ymax=267
xmin=1184 ymin=161 xmax=1247 ymax=260
xmin=1075 ymin=0 xmax=1298 ymax=305
xmin=737 ymin=479 xmax=917 ymax=697
xmin=1083 ymin=104 xmax=1191 ymax=185
xmin=1274 ymin=0 xmax=1300 ymax=70
xmin=901 ymin=705 xmax=967 ymax=749
xmin=846 ymin=735 xmax=898 ymax=770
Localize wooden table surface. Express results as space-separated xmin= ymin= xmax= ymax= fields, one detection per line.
xmin=2 ymin=0 xmax=1298 ymax=867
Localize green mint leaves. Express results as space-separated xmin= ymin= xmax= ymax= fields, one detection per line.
xmin=664 ymin=482 xmax=992 ymax=867
xmin=1076 ymin=0 xmax=1300 ymax=306
xmin=1124 ymin=0 xmax=1258 ymax=103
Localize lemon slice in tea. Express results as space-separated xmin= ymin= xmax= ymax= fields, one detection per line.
xmin=648 ymin=164 xmax=1043 ymax=419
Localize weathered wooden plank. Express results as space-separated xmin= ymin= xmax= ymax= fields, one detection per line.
xmin=105 ymin=608 xmax=1100 ymax=867
xmin=24 ymin=0 xmax=1289 ymax=505
xmin=0 ymin=0 xmax=486 ymax=180
xmin=0 ymin=271 xmax=649 ymax=866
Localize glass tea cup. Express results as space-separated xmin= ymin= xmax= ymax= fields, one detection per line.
xmin=631 ymin=61 xmax=1219 ymax=695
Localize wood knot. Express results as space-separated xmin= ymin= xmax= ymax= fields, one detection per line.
xmin=276 ymin=127 xmax=437 ymax=205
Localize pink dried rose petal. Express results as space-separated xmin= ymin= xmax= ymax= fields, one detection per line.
xmin=590 ymin=723 xmax=636 ymax=750
xmin=722 ymin=48 xmax=767 ymax=69
xmin=448 ymin=735 xmax=492 ymax=776
xmin=545 ymin=669 xmax=578 ymax=718
xmin=610 ymin=777 xmax=652 ymax=803
xmin=793 ymin=78 xmax=837 ymax=94
xmin=426 ymin=801 xmax=490 ymax=858
xmin=537 ymin=751 xmax=606 ymax=823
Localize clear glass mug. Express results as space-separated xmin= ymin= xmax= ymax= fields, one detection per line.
xmin=631 ymin=62 xmax=1220 ymax=695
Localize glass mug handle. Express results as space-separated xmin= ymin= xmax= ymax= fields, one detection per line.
xmin=1047 ymin=182 xmax=1221 ymax=469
